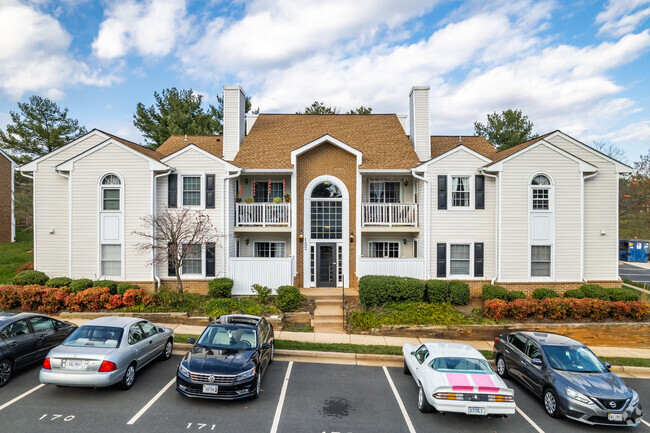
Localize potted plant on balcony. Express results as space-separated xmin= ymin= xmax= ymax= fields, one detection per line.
xmin=273 ymin=197 xmax=283 ymax=203
xmin=284 ymin=194 xmax=291 ymax=203
xmin=244 ymin=197 xmax=254 ymax=203
xmin=236 ymin=192 xmax=242 ymax=202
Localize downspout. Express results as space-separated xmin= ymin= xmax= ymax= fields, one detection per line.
xmin=55 ymin=169 xmax=71 ymax=278
xmin=411 ymin=169 xmax=429 ymax=279
xmin=153 ymin=168 xmax=174 ymax=289
xmin=581 ymin=171 xmax=598 ymax=282
xmin=480 ymin=169 xmax=499 ymax=284
xmin=224 ymin=169 xmax=242 ymax=279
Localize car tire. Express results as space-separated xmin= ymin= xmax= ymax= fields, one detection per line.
xmin=252 ymin=372 xmax=261 ymax=399
xmin=417 ymin=384 xmax=433 ymax=413
xmin=269 ymin=342 xmax=274 ymax=364
xmin=0 ymin=358 xmax=13 ymax=387
xmin=496 ymin=355 xmax=509 ymax=378
xmin=161 ymin=339 xmax=173 ymax=361
xmin=120 ymin=363 xmax=136 ymax=391
xmin=543 ymin=388 xmax=560 ymax=418
xmin=403 ymin=359 xmax=411 ymax=375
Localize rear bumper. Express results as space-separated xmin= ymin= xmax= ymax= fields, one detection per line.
xmin=432 ymin=399 xmax=516 ymax=415
xmin=39 ymin=369 xmax=124 ymax=387
xmin=176 ymin=374 xmax=256 ymax=400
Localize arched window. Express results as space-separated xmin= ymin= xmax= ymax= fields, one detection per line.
xmin=101 ymin=174 xmax=121 ymax=211
xmin=310 ymin=181 xmax=342 ymax=239
xmin=531 ymin=174 xmax=551 ymax=210
xmin=311 ymin=182 xmax=342 ymax=198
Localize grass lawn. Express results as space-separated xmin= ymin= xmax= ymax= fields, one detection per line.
xmin=0 ymin=231 xmax=33 ymax=284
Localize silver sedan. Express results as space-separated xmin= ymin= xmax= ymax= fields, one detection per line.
xmin=39 ymin=317 xmax=174 ymax=390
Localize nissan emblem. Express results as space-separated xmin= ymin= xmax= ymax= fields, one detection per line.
xmin=609 ymin=401 xmax=617 ymax=408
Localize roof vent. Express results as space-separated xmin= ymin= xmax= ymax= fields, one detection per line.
xmin=184 ymin=134 xmax=187 ymax=142
xmin=458 ymin=136 xmax=463 ymax=144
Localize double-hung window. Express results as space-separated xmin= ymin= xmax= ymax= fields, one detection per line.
xmin=101 ymin=174 xmax=121 ymax=211
xmin=451 ymin=176 xmax=470 ymax=207
xmin=182 ymin=244 xmax=202 ymax=274
xmin=369 ymin=182 xmax=400 ymax=203
xmin=182 ymin=176 xmax=201 ymax=206
xmin=531 ymin=175 xmax=551 ymax=210
xmin=531 ymin=246 xmax=551 ymax=277
xmin=450 ymin=244 xmax=470 ymax=275
xmin=369 ymin=241 xmax=399 ymax=258
xmin=254 ymin=242 xmax=285 ymax=258
xmin=101 ymin=245 xmax=122 ymax=277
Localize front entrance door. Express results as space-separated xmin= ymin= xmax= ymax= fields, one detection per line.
xmin=316 ymin=243 xmax=336 ymax=287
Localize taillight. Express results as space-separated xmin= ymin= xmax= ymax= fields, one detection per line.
xmin=43 ymin=358 xmax=51 ymax=370
xmin=98 ymin=361 xmax=117 ymax=372
xmin=494 ymin=337 xmax=499 ymax=344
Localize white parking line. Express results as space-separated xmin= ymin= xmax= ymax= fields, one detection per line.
xmin=0 ymin=384 xmax=45 ymax=411
xmin=642 ymin=418 xmax=650 ymax=429
xmin=383 ymin=366 xmax=417 ymax=433
xmin=270 ymin=361 xmax=293 ymax=433
xmin=126 ymin=377 xmax=175 ymax=425
xmin=516 ymin=407 xmax=545 ymax=433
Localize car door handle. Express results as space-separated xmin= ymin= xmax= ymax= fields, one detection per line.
xmin=505 ymin=349 xmax=510 ymax=353
xmin=149 ymin=341 xmax=152 ymax=344
xmin=521 ymin=360 xmax=527 ymax=364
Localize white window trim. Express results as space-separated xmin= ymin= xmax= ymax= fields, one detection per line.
xmin=448 ymin=242 xmax=472 ymax=278
xmin=100 ymin=244 xmax=123 ymax=279
xmin=100 ymin=175 xmax=122 ymax=212
xmin=253 ymin=241 xmax=287 ymax=258
xmin=97 ymin=172 xmax=125 ymax=280
xmin=529 ymin=245 xmax=553 ymax=281
xmin=448 ymin=173 xmax=474 ymax=210
xmin=179 ymin=173 xmax=205 ymax=209
xmin=368 ymin=181 xmax=402 ymax=203
xmin=528 ymin=172 xmax=555 ymax=282
xmin=181 ymin=243 xmax=205 ymax=277
xmin=368 ymin=241 xmax=401 ymax=258
xmin=529 ymin=173 xmax=554 ymax=213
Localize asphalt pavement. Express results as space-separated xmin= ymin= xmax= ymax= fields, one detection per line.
xmin=620 ymin=262 xmax=650 ymax=286
xmin=2 ymin=357 xmax=650 ymax=433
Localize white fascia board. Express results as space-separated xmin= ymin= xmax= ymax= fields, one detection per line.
xmin=0 ymin=149 xmax=18 ymax=168
xmin=416 ymin=145 xmax=493 ymax=170
xmin=290 ymin=134 xmax=362 ymax=166
xmin=160 ymin=144 xmax=240 ymax=171
xmin=242 ymin=168 xmax=294 ymax=173
xmin=486 ymin=140 xmax=599 ymax=173
xmin=544 ymin=130 xmax=633 ymax=173
xmin=358 ymin=169 xmax=413 ymax=174
xmin=20 ymin=129 xmax=110 ymax=172
xmin=56 ymin=138 xmax=168 ymax=171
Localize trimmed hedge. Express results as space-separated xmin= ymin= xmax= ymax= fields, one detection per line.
xmin=426 ymin=280 xmax=449 ymax=303
xmin=448 ymin=280 xmax=470 ymax=305
xmin=349 ymin=302 xmax=468 ymax=331
xmin=532 ymin=288 xmax=559 ymax=300
xmin=563 ymin=289 xmax=583 ymax=299
xmin=208 ymin=278 xmax=233 ymax=298
xmin=481 ymin=284 xmax=509 ymax=301
xmin=508 ymin=291 xmax=526 ymax=301
xmin=69 ymin=279 xmax=93 ymax=293
xmin=275 ymin=286 xmax=303 ymax=312
xmin=579 ymin=284 xmax=610 ymax=300
xmin=483 ymin=298 xmax=649 ymax=321
xmin=358 ymin=275 xmax=425 ymax=308
xmin=93 ymin=280 xmax=118 ymax=294
xmin=207 ymin=297 xmax=277 ymax=318
xmin=45 ymin=277 xmax=72 ymax=288
xmin=562 ymin=285 xmax=640 ymax=302
xmin=12 ymin=270 xmax=49 ymax=286
xmin=117 ymin=283 xmax=139 ymax=295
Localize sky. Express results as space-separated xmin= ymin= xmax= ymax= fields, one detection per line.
xmin=1 ymin=0 xmax=649 ymax=163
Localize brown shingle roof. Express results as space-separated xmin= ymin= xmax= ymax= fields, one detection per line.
xmin=485 ymin=131 xmax=557 ymax=166
xmin=157 ymin=135 xmax=224 ymax=158
xmin=99 ymin=130 xmax=163 ymax=161
xmin=429 ymin=136 xmax=497 ymax=160
xmin=233 ymin=114 xmax=420 ymax=169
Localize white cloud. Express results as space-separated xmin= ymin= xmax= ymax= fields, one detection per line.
xmin=596 ymin=0 xmax=650 ymax=37
xmin=0 ymin=0 xmax=117 ymax=100
xmin=93 ymin=0 xmax=189 ymax=59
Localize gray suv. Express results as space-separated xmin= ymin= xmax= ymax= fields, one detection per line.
xmin=493 ymin=331 xmax=642 ymax=426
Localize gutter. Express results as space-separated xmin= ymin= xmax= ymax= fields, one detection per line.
xmin=480 ymin=169 xmax=499 ymax=284
xmin=223 ymin=169 xmax=242 ymax=278
xmin=153 ymin=168 xmax=174 ymax=289
xmin=581 ymin=171 xmax=598 ymax=282
xmin=410 ymin=169 xmax=429 ymax=279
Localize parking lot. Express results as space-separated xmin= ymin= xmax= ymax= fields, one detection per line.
xmin=2 ymin=356 xmax=650 ymax=433
xmin=620 ymin=263 xmax=650 ymax=286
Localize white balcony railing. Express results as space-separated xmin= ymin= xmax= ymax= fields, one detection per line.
xmin=358 ymin=258 xmax=426 ymax=279
xmin=228 ymin=257 xmax=293 ymax=295
xmin=362 ymin=203 xmax=418 ymax=226
xmin=236 ymin=202 xmax=291 ymax=226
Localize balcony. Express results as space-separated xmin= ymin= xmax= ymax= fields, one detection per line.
xmin=236 ymin=202 xmax=291 ymax=227
xmin=362 ymin=203 xmax=418 ymax=227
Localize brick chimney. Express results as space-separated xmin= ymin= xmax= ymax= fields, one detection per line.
xmin=222 ymin=86 xmax=245 ymax=161
xmin=409 ymin=86 xmax=431 ymax=161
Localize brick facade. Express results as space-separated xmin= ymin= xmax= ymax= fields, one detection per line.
xmin=295 ymin=142 xmax=358 ymax=288
xmin=158 ymin=280 xmax=208 ymax=294
xmin=0 ymin=154 xmax=12 ymax=243
xmin=463 ymin=280 xmax=621 ymax=297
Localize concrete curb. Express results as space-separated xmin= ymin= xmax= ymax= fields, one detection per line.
xmin=58 ymin=311 xmax=210 ymax=326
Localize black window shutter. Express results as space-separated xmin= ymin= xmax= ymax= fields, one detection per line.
xmin=206 ymin=243 xmax=216 ymax=277
xmin=475 ymin=243 xmax=484 ymax=277
xmin=168 ymin=174 xmax=177 ymax=208
xmin=437 ymin=175 xmax=447 ymax=210
xmin=206 ymin=174 xmax=215 ymax=209
xmin=475 ymin=175 xmax=485 ymax=210
xmin=437 ymin=243 xmax=446 ymax=277
xmin=168 ymin=243 xmax=176 ymax=277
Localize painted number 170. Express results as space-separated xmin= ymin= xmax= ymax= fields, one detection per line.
xmin=39 ymin=414 xmax=75 ymax=422
xmin=186 ymin=423 xmax=216 ymax=430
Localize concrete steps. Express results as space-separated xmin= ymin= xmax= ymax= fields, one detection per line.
xmin=302 ymin=288 xmax=351 ymax=334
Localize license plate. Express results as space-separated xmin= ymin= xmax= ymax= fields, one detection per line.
xmin=202 ymin=385 xmax=218 ymax=394
xmin=67 ymin=360 xmax=83 ymax=369
xmin=468 ymin=407 xmax=486 ymax=415
xmin=608 ymin=413 xmax=624 ymax=422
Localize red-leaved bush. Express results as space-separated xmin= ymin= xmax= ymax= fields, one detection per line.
xmin=0 ymin=285 xmax=20 ymax=309
xmin=122 ymin=289 xmax=152 ymax=307
xmin=508 ymin=299 xmax=538 ymax=321
xmin=483 ymin=299 xmax=509 ymax=321
xmin=38 ymin=287 xmax=72 ymax=314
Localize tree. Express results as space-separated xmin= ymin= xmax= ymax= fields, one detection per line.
xmin=590 ymin=140 xmax=626 ymax=163
xmin=347 ymin=106 xmax=372 ymax=114
xmin=474 ymin=109 xmax=538 ymax=151
xmin=297 ymin=101 xmax=340 ymax=114
xmin=134 ymin=208 xmax=220 ymax=296
xmin=620 ymin=149 xmax=650 ymax=239
xmin=0 ymin=95 xmax=87 ymax=163
xmin=214 ymin=94 xmax=258 ymax=128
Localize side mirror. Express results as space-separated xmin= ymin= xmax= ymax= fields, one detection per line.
xmin=187 ymin=338 xmax=196 ymax=344
xmin=604 ymin=362 xmax=612 ymax=370
xmin=261 ymin=342 xmax=271 ymax=350
xmin=410 ymin=351 xmax=415 ymax=356
xmin=158 ymin=327 xmax=165 ymax=333
xmin=531 ymin=358 xmax=543 ymax=366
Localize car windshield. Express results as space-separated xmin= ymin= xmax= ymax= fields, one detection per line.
xmin=543 ymin=345 xmax=607 ymax=373
xmin=196 ymin=325 xmax=257 ymax=350
xmin=63 ymin=326 xmax=123 ymax=348
xmin=429 ymin=357 xmax=493 ymax=374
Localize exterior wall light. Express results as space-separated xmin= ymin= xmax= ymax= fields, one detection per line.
xmin=299 ymin=230 xmax=304 ymax=243
xmin=246 ymin=239 xmax=250 ymax=245
xmin=350 ymin=231 xmax=355 ymax=243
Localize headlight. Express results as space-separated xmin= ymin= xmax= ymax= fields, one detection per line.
xmin=565 ymin=387 xmax=592 ymax=405
xmin=234 ymin=367 xmax=256 ymax=382
xmin=631 ymin=391 xmax=639 ymax=406
xmin=178 ymin=363 xmax=190 ymax=378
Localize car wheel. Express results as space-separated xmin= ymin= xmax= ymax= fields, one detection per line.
xmin=252 ymin=372 xmax=261 ymax=399
xmin=269 ymin=342 xmax=274 ymax=364
xmin=417 ymin=384 xmax=433 ymax=413
xmin=0 ymin=359 xmax=13 ymax=387
xmin=120 ymin=363 xmax=136 ymax=391
xmin=403 ymin=359 xmax=411 ymax=375
xmin=496 ymin=355 xmax=509 ymax=378
xmin=543 ymin=388 xmax=560 ymax=418
xmin=161 ymin=339 xmax=173 ymax=361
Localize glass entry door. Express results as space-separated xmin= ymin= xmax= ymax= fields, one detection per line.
xmin=316 ymin=243 xmax=337 ymax=287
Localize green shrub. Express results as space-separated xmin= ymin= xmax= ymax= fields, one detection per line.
xmin=507 ymin=291 xmax=526 ymax=301
xmin=481 ymin=284 xmax=509 ymax=301
xmin=349 ymin=311 xmax=382 ymax=331
xmin=275 ymin=286 xmax=303 ymax=312
xmin=117 ymin=283 xmax=139 ymax=295
xmin=45 ymin=277 xmax=72 ymax=288
xmin=532 ymin=288 xmax=559 ymax=300
xmin=69 ymin=279 xmax=93 ymax=293
xmin=208 ymin=297 xmax=277 ymax=318
xmin=350 ymin=302 xmax=467 ymax=331
xmin=93 ymin=280 xmax=118 ymax=294
xmin=448 ymin=280 xmax=470 ymax=305
xmin=579 ymin=284 xmax=609 ymax=300
xmin=426 ymin=280 xmax=449 ymax=303
xmin=208 ymin=278 xmax=233 ymax=298
xmin=358 ymin=275 xmax=425 ymax=308
xmin=251 ymin=284 xmax=272 ymax=303
xmin=12 ymin=270 xmax=49 ymax=286
xmin=608 ymin=287 xmax=640 ymax=302
xmin=153 ymin=289 xmax=183 ymax=308
xmin=563 ymin=289 xmax=584 ymax=299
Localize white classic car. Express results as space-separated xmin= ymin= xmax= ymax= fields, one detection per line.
xmin=403 ymin=342 xmax=516 ymax=416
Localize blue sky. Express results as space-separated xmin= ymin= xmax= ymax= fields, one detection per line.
xmin=1 ymin=0 xmax=649 ymax=162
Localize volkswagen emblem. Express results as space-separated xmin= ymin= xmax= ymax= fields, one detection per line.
xmin=609 ymin=401 xmax=617 ymax=409
xmin=208 ymin=375 xmax=216 ymax=383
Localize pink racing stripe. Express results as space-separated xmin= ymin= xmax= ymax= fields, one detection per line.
xmin=446 ymin=373 xmax=471 ymax=388
xmin=478 ymin=387 xmax=500 ymax=393
xmin=452 ymin=386 xmax=474 ymax=392
xmin=471 ymin=374 xmax=499 ymax=393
